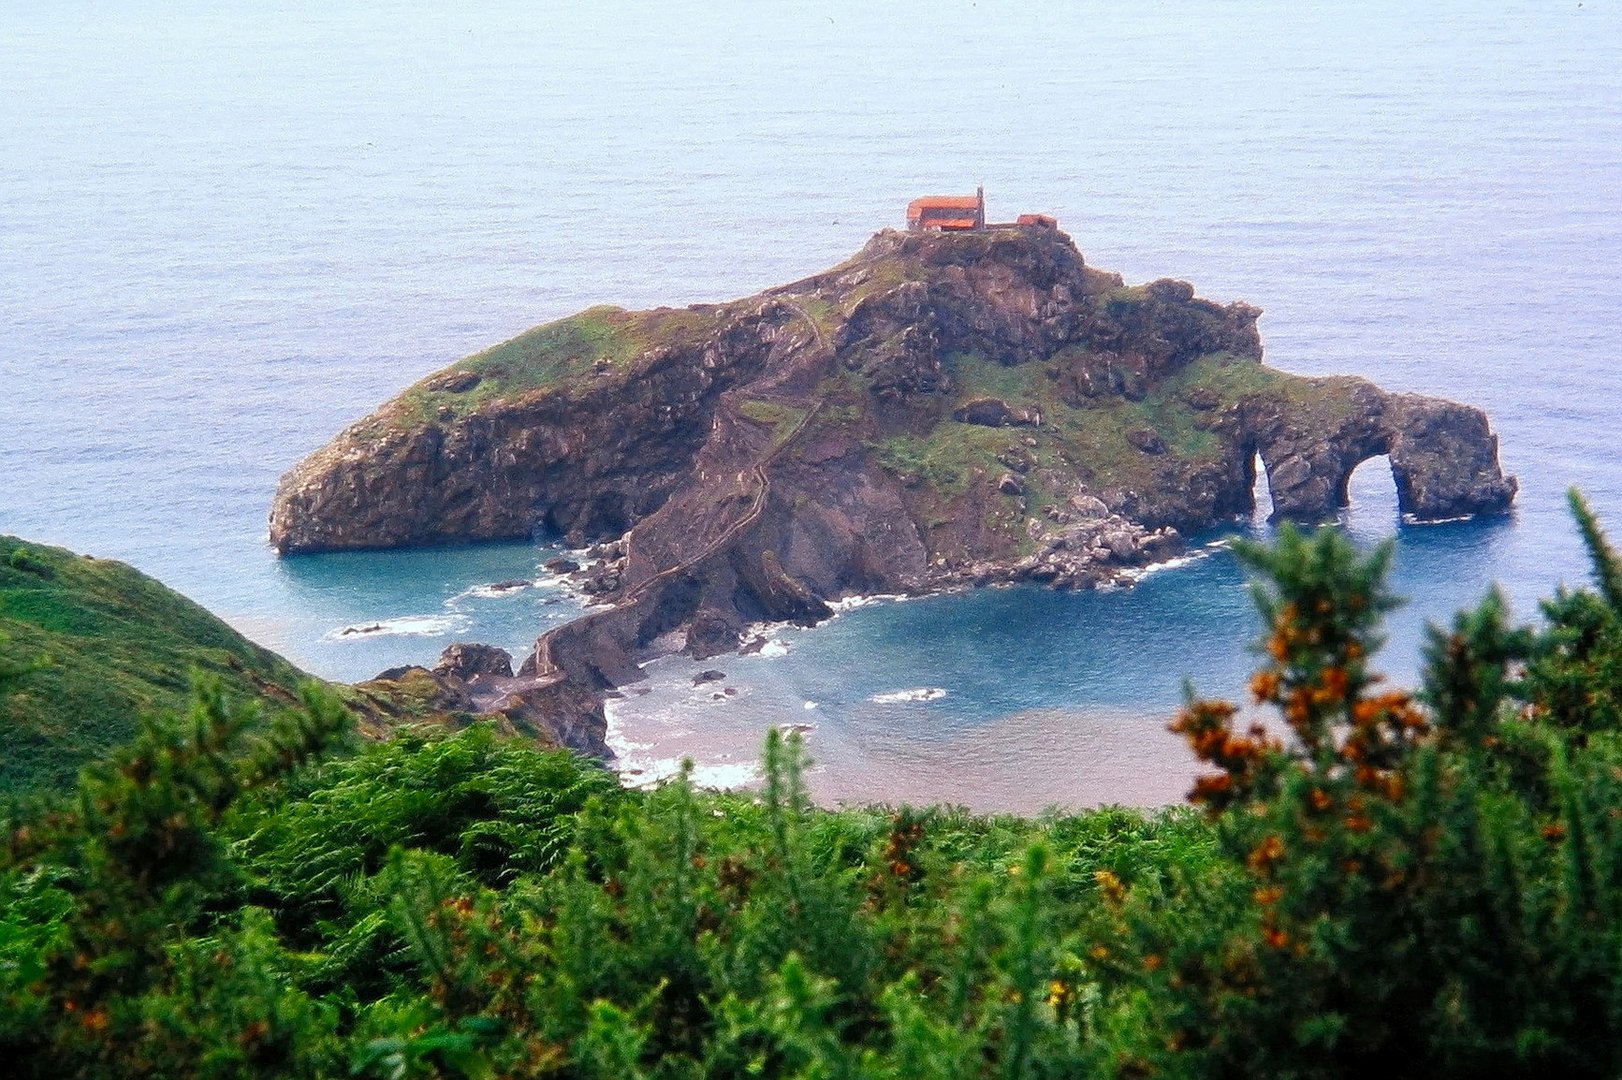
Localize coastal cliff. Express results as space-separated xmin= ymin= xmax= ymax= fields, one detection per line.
xmin=271 ymin=227 xmax=1515 ymax=687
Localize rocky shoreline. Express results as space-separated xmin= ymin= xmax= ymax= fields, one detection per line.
xmin=274 ymin=226 xmax=1516 ymax=747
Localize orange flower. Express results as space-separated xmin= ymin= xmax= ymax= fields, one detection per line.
xmin=1264 ymin=926 xmax=1290 ymax=949
xmin=1143 ymin=954 xmax=1164 ymax=972
xmin=1250 ymin=670 xmax=1281 ymax=703
xmin=1095 ymin=869 xmax=1128 ymax=904
xmin=1248 ymin=834 xmax=1285 ymax=872
xmin=1047 ymin=980 xmax=1076 ymax=1008
xmin=1309 ymin=788 xmax=1332 ymax=812
xmin=1253 ymin=885 xmax=1284 ymax=905
xmin=1191 ymin=774 xmax=1233 ymax=805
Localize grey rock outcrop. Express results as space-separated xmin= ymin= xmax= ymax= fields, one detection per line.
xmin=433 ymin=641 xmax=514 ymax=680
xmin=272 ymin=225 xmax=1516 ymax=732
xmin=359 ymin=647 xmax=609 ymax=758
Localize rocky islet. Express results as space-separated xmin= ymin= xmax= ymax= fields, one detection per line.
xmin=271 ymin=226 xmax=1515 ymax=721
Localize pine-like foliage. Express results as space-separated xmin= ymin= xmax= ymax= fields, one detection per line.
xmin=5 ymin=496 xmax=1622 ymax=1077
xmin=1119 ymin=507 xmax=1622 ymax=1079
xmin=1 ymin=678 xmax=349 ymax=1078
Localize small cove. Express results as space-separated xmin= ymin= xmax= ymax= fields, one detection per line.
xmin=2 ymin=0 xmax=1618 ymax=810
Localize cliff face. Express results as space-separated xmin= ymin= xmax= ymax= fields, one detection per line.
xmin=271 ymin=228 xmax=1515 ymax=686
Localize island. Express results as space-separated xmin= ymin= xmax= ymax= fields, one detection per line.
xmin=270 ymin=221 xmax=1515 ymax=698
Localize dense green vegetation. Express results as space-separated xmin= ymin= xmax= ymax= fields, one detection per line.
xmin=8 ymin=492 xmax=1622 ymax=1077
xmin=0 ymin=536 xmax=310 ymax=795
xmin=919 ymin=349 xmax=1357 ymax=506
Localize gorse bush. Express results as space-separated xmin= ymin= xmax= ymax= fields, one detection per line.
xmin=1 ymin=679 xmax=351 ymax=1077
xmin=1110 ymin=492 xmax=1622 ymax=1078
xmin=5 ymin=491 xmax=1622 ymax=1077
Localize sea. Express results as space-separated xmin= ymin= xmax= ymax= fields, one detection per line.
xmin=3 ymin=1 xmax=1619 ymax=811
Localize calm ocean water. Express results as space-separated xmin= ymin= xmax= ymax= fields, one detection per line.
xmin=3 ymin=1 xmax=1619 ymax=809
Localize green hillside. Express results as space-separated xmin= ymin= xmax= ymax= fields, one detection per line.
xmin=7 ymin=497 xmax=1622 ymax=1076
xmin=0 ymin=536 xmax=310 ymax=794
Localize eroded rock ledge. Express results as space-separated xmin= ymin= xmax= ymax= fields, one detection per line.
xmin=356 ymin=642 xmax=609 ymax=758
xmin=272 ymin=227 xmax=1515 ymax=703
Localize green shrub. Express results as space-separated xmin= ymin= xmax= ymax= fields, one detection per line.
xmin=7 ymin=494 xmax=1622 ymax=1077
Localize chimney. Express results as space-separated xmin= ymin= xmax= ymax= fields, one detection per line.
xmin=976 ymin=185 xmax=985 ymax=228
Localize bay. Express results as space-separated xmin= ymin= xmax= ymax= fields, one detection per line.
xmin=2 ymin=0 xmax=1618 ymax=810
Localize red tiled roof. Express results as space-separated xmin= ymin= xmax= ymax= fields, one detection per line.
xmin=908 ymin=195 xmax=982 ymax=213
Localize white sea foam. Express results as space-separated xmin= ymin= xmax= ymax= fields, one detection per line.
xmin=691 ymin=762 xmax=761 ymax=789
xmin=444 ymin=572 xmax=576 ymax=607
xmin=1114 ymin=544 xmax=1224 ymax=585
xmin=869 ymin=687 xmax=947 ymax=704
xmin=323 ymin=614 xmax=471 ymax=641
xmin=461 ymin=581 xmax=531 ymax=600
xmin=617 ymin=756 xmax=759 ymax=792
xmin=828 ymin=592 xmax=909 ymax=613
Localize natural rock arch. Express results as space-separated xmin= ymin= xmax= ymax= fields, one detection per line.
xmin=1339 ymin=453 xmax=1402 ymax=525
xmin=1246 ymin=389 xmax=1515 ymax=524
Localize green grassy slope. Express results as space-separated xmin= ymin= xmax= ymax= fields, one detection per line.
xmin=0 ymin=536 xmax=311 ymax=795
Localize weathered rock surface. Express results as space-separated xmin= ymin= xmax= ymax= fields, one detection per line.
xmin=954 ymin=398 xmax=1042 ymax=427
xmin=433 ymin=641 xmax=514 ymax=680
xmin=357 ymin=642 xmax=609 ymax=758
xmin=273 ymin=226 xmax=1515 ymax=715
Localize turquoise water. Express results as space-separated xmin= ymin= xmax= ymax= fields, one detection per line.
xmin=3 ymin=1 xmax=1619 ymax=808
